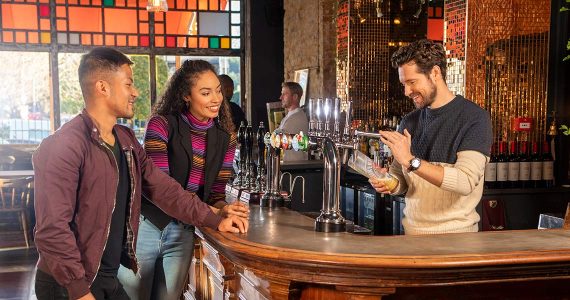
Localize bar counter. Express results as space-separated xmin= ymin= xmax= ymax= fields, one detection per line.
xmin=192 ymin=206 xmax=570 ymax=299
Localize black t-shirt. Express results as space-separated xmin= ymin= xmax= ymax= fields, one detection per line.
xmin=99 ymin=130 xmax=130 ymax=275
xmin=229 ymin=101 xmax=247 ymax=131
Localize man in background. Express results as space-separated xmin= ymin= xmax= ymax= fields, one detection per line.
xmin=219 ymin=74 xmax=247 ymax=132
xmin=277 ymin=81 xmax=308 ymax=161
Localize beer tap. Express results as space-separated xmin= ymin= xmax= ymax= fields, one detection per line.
xmin=233 ymin=121 xmax=246 ymax=188
xmin=261 ymin=96 xmax=394 ymax=232
xmin=260 ymin=131 xmax=285 ymax=208
xmin=255 ymin=122 xmax=267 ymax=193
xmin=244 ymin=124 xmax=256 ymax=190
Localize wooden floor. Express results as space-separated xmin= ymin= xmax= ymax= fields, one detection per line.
xmin=0 ymin=214 xmax=38 ymax=300
xmin=0 ymin=247 xmax=37 ymax=300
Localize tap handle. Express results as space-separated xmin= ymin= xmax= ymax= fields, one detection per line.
xmin=343 ymin=101 xmax=353 ymax=138
xmin=324 ymin=98 xmax=332 ymax=123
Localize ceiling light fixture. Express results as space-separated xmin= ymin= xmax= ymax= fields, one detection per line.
xmin=147 ymin=0 xmax=168 ymax=12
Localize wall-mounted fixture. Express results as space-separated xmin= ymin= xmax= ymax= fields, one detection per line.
xmin=147 ymin=0 xmax=168 ymax=12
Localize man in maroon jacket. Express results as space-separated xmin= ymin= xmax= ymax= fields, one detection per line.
xmin=33 ymin=47 xmax=249 ymax=300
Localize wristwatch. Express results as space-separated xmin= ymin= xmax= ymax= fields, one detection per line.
xmin=408 ymin=157 xmax=421 ymax=172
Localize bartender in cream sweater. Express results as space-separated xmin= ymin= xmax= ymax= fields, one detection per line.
xmin=276 ymin=82 xmax=309 ymax=161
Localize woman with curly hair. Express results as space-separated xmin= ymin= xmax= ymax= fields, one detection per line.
xmin=118 ymin=59 xmax=248 ymax=300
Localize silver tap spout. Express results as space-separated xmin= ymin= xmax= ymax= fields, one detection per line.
xmin=354 ymin=130 xmax=384 ymax=139
xmin=343 ymin=101 xmax=353 ymax=142
xmin=323 ymin=98 xmax=332 ymax=136
xmin=333 ymin=97 xmax=341 ymax=141
xmin=308 ymin=98 xmax=315 ymax=135
xmin=316 ymin=98 xmax=324 ymax=136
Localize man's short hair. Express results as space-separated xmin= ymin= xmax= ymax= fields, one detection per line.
xmin=282 ymin=82 xmax=303 ymax=100
xmin=390 ymin=39 xmax=447 ymax=79
xmin=78 ymin=47 xmax=133 ymax=98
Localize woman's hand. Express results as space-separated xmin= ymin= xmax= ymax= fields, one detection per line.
xmin=219 ymin=201 xmax=250 ymax=218
xmin=218 ymin=215 xmax=249 ymax=233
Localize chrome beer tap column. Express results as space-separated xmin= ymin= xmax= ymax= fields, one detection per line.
xmin=260 ymin=132 xmax=284 ymax=208
xmin=244 ymin=124 xmax=257 ymax=190
xmin=313 ymin=97 xmax=346 ymax=233
xmin=233 ymin=121 xmax=247 ymax=187
xmin=255 ymin=122 xmax=267 ymax=193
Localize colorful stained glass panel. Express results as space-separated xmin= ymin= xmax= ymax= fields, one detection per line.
xmin=104 ymin=9 xmax=137 ymax=33
xmin=2 ymin=4 xmax=38 ymax=30
xmin=68 ymin=7 xmax=102 ymax=32
xmin=209 ymin=37 xmax=219 ymax=48
xmin=230 ymin=0 xmax=239 ymax=11
xmin=1 ymin=0 xmax=242 ymax=50
xmin=198 ymin=12 xmax=229 ymax=35
xmin=39 ymin=5 xmax=49 ymax=17
xmin=220 ymin=37 xmax=229 ymax=48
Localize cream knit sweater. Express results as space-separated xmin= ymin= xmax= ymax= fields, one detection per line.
xmin=390 ymin=150 xmax=489 ymax=235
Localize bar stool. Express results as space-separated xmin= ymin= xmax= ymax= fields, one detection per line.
xmin=0 ymin=176 xmax=34 ymax=248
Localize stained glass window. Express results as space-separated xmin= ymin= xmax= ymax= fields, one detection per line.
xmin=0 ymin=0 xmax=242 ymax=49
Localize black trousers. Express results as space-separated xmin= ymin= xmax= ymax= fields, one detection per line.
xmin=35 ymin=269 xmax=130 ymax=300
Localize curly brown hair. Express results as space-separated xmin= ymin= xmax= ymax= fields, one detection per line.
xmin=390 ymin=39 xmax=447 ymax=79
xmin=153 ymin=59 xmax=235 ymax=133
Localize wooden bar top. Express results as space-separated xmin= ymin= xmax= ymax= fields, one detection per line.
xmin=196 ymin=206 xmax=570 ymax=299
xmin=202 ymin=206 xmax=570 ymax=268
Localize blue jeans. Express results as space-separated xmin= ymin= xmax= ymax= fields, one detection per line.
xmin=118 ymin=217 xmax=194 ymax=300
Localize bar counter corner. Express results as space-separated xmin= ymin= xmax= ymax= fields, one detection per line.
xmin=190 ymin=206 xmax=570 ymax=300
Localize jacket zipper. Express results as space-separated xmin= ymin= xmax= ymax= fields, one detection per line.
xmin=92 ymin=141 xmax=119 ymax=285
xmin=124 ymin=146 xmax=141 ymax=276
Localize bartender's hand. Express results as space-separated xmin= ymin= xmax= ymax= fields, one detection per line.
xmin=379 ymin=129 xmax=414 ymax=168
xmin=219 ymin=201 xmax=250 ymax=218
xmin=77 ymin=292 xmax=96 ymax=300
xmin=369 ymin=167 xmax=392 ymax=194
xmin=218 ymin=215 xmax=249 ymax=233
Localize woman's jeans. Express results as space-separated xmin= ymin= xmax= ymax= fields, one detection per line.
xmin=117 ymin=217 xmax=194 ymax=300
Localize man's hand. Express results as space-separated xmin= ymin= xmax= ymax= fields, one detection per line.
xmin=218 ymin=201 xmax=250 ymax=218
xmin=379 ymin=129 xmax=414 ymax=168
xmin=218 ymin=215 xmax=249 ymax=233
xmin=77 ymin=292 xmax=96 ymax=300
xmin=369 ymin=167 xmax=393 ymax=194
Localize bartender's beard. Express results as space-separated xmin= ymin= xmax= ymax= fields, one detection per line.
xmin=410 ymin=81 xmax=437 ymax=109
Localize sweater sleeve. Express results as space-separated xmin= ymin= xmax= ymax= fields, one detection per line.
xmin=209 ymin=133 xmax=237 ymax=204
xmin=144 ymin=115 xmax=171 ymax=175
xmin=440 ymin=150 xmax=489 ymax=196
xmin=388 ymin=159 xmax=408 ymax=196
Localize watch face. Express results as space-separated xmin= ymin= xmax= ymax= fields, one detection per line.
xmin=410 ymin=158 xmax=421 ymax=170
xmin=412 ymin=159 xmax=420 ymax=168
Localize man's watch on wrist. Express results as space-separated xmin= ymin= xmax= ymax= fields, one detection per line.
xmin=408 ymin=157 xmax=421 ymax=172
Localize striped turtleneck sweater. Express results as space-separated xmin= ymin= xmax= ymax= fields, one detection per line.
xmin=144 ymin=111 xmax=236 ymax=205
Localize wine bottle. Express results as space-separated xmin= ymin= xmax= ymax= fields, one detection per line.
xmin=530 ymin=141 xmax=542 ymax=188
xmin=518 ymin=141 xmax=531 ymax=188
xmin=541 ymin=140 xmax=554 ymax=188
xmin=484 ymin=143 xmax=497 ymax=189
xmin=496 ymin=141 xmax=508 ymax=189
xmin=507 ymin=141 xmax=520 ymax=188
